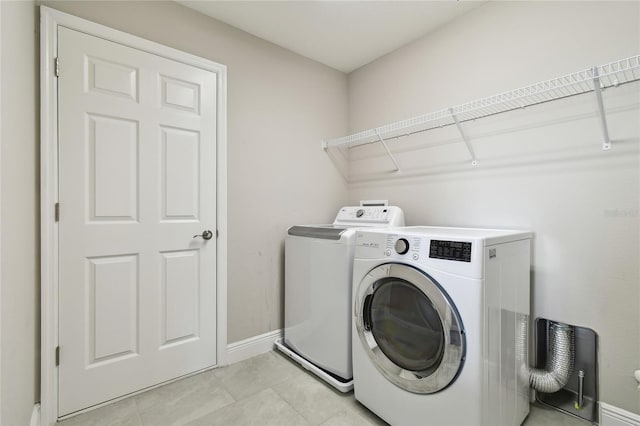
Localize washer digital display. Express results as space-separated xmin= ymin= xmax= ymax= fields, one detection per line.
xmin=429 ymin=240 xmax=472 ymax=262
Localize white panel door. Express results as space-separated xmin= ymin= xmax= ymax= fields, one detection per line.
xmin=57 ymin=26 xmax=217 ymax=416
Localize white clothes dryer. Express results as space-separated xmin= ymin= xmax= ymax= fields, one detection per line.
xmin=352 ymin=227 xmax=532 ymax=426
xmin=276 ymin=206 xmax=404 ymax=392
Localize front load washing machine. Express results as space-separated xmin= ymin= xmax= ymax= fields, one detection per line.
xmin=276 ymin=206 xmax=404 ymax=392
xmin=352 ymin=227 xmax=532 ymax=426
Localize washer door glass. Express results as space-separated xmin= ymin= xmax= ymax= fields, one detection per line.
xmin=368 ymin=279 xmax=444 ymax=374
xmin=356 ymin=263 xmax=465 ymax=394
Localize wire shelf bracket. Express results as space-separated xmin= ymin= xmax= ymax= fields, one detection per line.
xmin=449 ymin=108 xmax=478 ymax=166
xmin=375 ymin=130 xmax=401 ymax=173
xmin=592 ymin=66 xmax=612 ymax=150
xmin=322 ymin=54 xmax=640 ymax=161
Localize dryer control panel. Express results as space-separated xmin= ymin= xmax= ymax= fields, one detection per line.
xmin=383 ymin=233 xmax=422 ymax=260
xmin=429 ymin=240 xmax=472 ymax=263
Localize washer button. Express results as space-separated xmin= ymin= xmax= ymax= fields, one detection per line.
xmin=412 ymin=253 xmax=419 ymax=260
xmin=384 ymin=250 xmax=391 ymax=256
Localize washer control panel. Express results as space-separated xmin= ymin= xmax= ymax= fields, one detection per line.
xmin=334 ymin=206 xmax=403 ymax=224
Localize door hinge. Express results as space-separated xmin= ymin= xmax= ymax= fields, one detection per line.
xmin=55 ymin=346 xmax=60 ymax=367
xmin=54 ymin=203 xmax=60 ymax=222
xmin=54 ymin=57 xmax=59 ymax=77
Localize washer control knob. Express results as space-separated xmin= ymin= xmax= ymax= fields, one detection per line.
xmin=384 ymin=249 xmax=391 ymax=256
xmin=356 ymin=209 xmax=365 ymax=218
xmin=394 ymin=238 xmax=410 ymax=255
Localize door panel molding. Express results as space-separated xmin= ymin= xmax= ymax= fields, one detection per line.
xmin=40 ymin=6 xmax=227 ymax=425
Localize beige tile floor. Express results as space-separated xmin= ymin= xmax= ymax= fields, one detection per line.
xmin=58 ymin=350 xmax=588 ymax=426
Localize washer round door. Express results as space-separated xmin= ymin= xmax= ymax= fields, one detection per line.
xmin=355 ymin=263 xmax=465 ymax=394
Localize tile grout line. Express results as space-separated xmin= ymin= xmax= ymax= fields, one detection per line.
xmin=267 ymin=384 xmax=315 ymax=426
xmin=269 ymin=381 xmax=319 ymax=426
xmin=268 ymin=363 xmax=376 ymax=426
xmin=134 ymin=405 xmax=144 ymax=426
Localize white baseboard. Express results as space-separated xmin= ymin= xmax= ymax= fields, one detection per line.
xmin=601 ymin=402 xmax=640 ymax=426
xmin=226 ymin=329 xmax=283 ymax=365
xmin=30 ymin=403 xmax=41 ymax=426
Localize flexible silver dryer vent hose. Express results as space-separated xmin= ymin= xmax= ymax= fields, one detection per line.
xmin=529 ymin=322 xmax=575 ymax=393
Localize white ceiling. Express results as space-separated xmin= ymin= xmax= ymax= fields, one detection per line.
xmin=177 ymin=1 xmax=485 ymax=73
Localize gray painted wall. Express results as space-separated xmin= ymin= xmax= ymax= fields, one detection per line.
xmin=0 ymin=1 xmax=348 ymax=424
xmin=347 ymin=1 xmax=640 ymax=415
xmin=1 ymin=0 xmax=638 ymax=423
xmin=1 ymin=2 xmax=40 ymax=425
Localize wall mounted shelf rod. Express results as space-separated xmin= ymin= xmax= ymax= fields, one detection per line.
xmin=449 ymin=108 xmax=477 ymax=166
xmin=375 ymin=130 xmax=401 ymax=172
xmin=592 ymin=67 xmax=612 ymax=150
xmin=321 ymin=54 xmax=640 ymax=157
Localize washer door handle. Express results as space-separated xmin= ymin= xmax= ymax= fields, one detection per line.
xmin=363 ymin=294 xmax=373 ymax=331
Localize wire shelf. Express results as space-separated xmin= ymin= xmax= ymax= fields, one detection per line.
xmin=323 ymin=55 xmax=640 ymax=150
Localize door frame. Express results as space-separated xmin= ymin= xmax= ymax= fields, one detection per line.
xmin=0 ymin=3 xmax=3 ymax=424
xmin=40 ymin=6 xmax=228 ymax=425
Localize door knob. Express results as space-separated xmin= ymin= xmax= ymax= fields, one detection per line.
xmin=193 ymin=230 xmax=213 ymax=240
